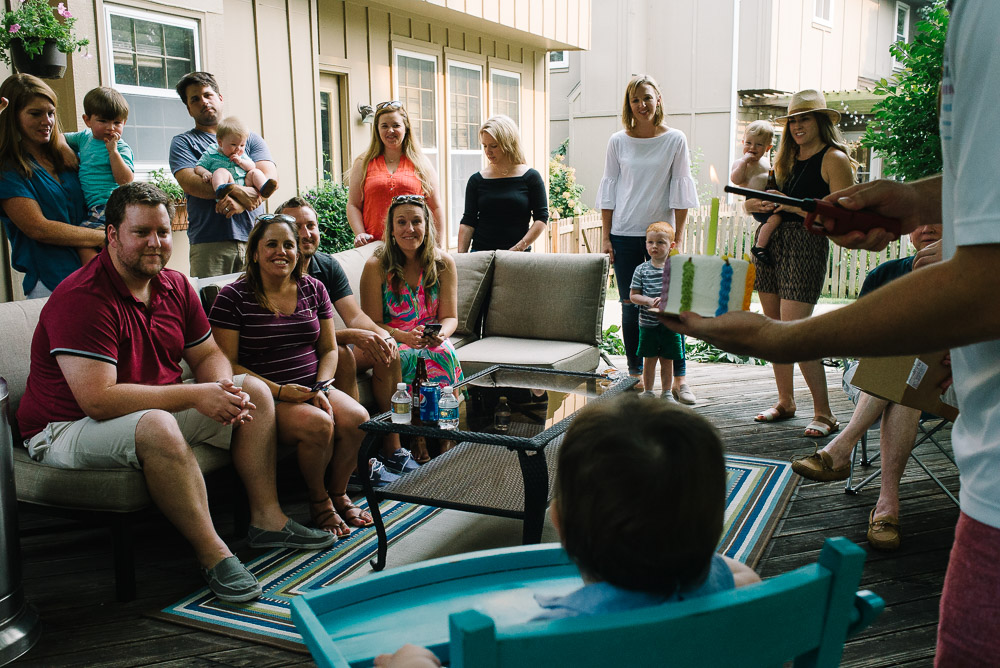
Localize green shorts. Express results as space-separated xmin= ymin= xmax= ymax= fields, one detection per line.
xmin=637 ymin=324 xmax=684 ymax=360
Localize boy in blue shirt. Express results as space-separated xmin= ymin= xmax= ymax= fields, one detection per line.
xmin=373 ymin=396 xmax=761 ymax=666
xmin=62 ymin=87 xmax=135 ymax=263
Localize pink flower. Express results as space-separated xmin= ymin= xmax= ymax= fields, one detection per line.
xmin=57 ymin=3 xmax=72 ymax=18
xmin=8 ymin=24 xmax=19 ymax=34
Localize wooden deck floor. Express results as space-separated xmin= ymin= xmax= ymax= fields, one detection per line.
xmin=12 ymin=360 xmax=957 ymax=667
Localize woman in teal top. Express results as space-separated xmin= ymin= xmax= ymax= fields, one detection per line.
xmin=0 ymin=74 xmax=95 ymax=298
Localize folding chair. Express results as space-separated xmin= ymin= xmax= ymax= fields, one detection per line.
xmin=845 ymin=413 xmax=958 ymax=506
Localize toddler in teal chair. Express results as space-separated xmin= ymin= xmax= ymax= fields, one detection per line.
xmin=374 ymin=394 xmax=760 ymax=666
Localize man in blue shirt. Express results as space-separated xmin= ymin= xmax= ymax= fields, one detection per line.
xmin=169 ymin=71 xmax=277 ymax=278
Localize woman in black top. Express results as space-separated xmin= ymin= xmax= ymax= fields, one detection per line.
xmin=746 ymin=90 xmax=855 ymax=438
xmin=458 ymin=115 xmax=549 ymax=252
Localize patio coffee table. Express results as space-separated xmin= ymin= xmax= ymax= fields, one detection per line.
xmin=356 ymin=365 xmax=635 ymax=570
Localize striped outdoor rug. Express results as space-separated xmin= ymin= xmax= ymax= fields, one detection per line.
xmin=153 ymin=455 xmax=796 ymax=653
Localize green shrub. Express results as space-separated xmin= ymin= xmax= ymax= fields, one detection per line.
xmin=685 ymin=338 xmax=768 ymax=366
xmin=861 ymin=1 xmax=948 ymax=181
xmin=600 ymin=324 xmax=625 ymax=356
xmin=301 ymin=181 xmax=353 ymax=254
xmin=148 ymin=168 xmax=184 ymax=203
xmin=549 ymin=139 xmax=588 ymax=218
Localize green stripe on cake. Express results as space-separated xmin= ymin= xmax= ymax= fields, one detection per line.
xmin=680 ymin=258 xmax=694 ymax=312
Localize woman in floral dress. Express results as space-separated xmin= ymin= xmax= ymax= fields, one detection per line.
xmin=360 ymin=194 xmax=463 ymax=458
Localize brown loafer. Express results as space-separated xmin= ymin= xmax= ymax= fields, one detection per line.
xmin=791 ymin=449 xmax=850 ymax=482
xmin=867 ymin=509 xmax=901 ymax=551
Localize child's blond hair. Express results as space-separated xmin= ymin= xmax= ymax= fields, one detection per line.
xmin=646 ymin=221 xmax=675 ymax=242
xmin=744 ymin=120 xmax=774 ymax=145
xmin=217 ymin=116 xmax=250 ymax=141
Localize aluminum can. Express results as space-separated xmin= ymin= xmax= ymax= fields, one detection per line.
xmin=419 ymin=382 xmax=441 ymax=423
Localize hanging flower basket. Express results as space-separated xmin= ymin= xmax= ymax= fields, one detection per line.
xmin=0 ymin=1 xmax=88 ymax=76
xmin=10 ymin=37 xmax=65 ymax=79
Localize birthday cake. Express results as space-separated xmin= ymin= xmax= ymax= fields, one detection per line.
xmin=658 ymin=253 xmax=754 ymax=317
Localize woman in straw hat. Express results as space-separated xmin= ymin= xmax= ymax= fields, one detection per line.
xmin=748 ymin=89 xmax=856 ymax=438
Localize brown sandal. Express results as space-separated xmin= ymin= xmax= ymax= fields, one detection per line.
xmin=309 ymin=496 xmax=349 ymax=539
xmin=332 ymin=493 xmax=374 ymax=528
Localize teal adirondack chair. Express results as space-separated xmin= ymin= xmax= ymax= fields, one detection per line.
xmin=291 ymin=537 xmax=882 ymax=668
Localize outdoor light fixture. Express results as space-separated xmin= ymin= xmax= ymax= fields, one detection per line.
xmin=358 ymin=103 xmax=374 ymax=124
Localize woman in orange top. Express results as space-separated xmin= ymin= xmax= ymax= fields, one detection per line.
xmin=347 ymin=101 xmax=445 ymax=247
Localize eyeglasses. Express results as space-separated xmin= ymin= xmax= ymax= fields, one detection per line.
xmin=391 ymin=194 xmax=425 ymax=205
xmin=256 ymin=214 xmax=296 ymax=224
xmin=376 ymin=100 xmax=402 ymax=111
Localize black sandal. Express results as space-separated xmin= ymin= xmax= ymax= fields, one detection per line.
xmin=751 ymin=245 xmax=774 ymax=267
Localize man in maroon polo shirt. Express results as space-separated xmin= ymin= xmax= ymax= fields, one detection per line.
xmin=16 ymin=182 xmax=334 ymax=603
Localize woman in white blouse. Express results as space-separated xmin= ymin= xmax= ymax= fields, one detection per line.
xmin=598 ymin=74 xmax=700 ymax=399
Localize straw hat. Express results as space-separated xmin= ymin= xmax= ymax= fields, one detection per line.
xmin=777 ymin=89 xmax=841 ymax=123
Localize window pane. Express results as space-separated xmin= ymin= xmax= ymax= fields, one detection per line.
xmin=492 ymin=72 xmax=519 ymax=125
xmin=137 ymin=55 xmax=166 ymax=88
xmin=397 ymin=54 xmax=437 ymax=151
xmin=121 ymin=92 xmax=192 ymax=163
xmin=134 ymin=20 xmax=164 ymax=56
xmin=450 ymin=152 xmax=481 ymax=238
xmin=320 ymin=92 xmax=332 ymax=181
xmin=449 ymin=65 xmax=481 ymax=151
xmin=163 ymin=25 xmax=193 ymax=60
xmin=110 ymin=14 xmax=132 ymax=51
xmin=114 ymin=52 xmax=137 ymax=86
xmin=110 ymin=12 xmax=196 ymax=92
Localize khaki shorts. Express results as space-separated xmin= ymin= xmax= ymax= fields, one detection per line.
xmin=25 ymin=375 xmax=246 ymax=470
xmin=189 ymin=240 xmax=246 ymax=278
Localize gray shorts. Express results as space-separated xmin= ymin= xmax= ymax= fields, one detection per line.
xmin=25 ymin=375 xmax=246 ymax=470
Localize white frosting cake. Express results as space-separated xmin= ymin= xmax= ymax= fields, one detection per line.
xmin=659 ymin=253 xmax=754 ymax=317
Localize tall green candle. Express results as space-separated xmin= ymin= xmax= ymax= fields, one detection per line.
xmin=707 ymin=196 xmax=719 ymax=256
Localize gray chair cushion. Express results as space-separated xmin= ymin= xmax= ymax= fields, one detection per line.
xmin=452 ymin=251 xmax=495 ymax=337
xmin=0 ymin=298 xmax=46 ymax=422
xmin=484 ymin=251 xmax=608 ymax=345
xmin=455 ymin=337 xmax=600 ymax=375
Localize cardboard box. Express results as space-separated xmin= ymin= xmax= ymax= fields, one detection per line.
xmin=851 ymin=352 xmax=959 ymax=421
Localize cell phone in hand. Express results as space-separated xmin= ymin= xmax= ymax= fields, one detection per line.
xmin=422 ymin=323 xmax=443 ymax=338
xmin=311 ymin=378 xmax=334 ymax=392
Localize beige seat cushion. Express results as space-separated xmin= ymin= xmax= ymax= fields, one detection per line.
xmin=484 ymin=251 xmax=608 ymax=345
xmin=452 ymin=251 xmax=495 ymax=338
xmin=328 ymin=242 xmax=381 ymax=330
xmin=455 ymin=337 xmax=600 ymax=375
xmin=13 ymin=443 xmax=232 ymax=513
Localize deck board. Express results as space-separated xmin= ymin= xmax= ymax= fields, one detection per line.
xmin=12 ymin=359 xmax=955 ymax=666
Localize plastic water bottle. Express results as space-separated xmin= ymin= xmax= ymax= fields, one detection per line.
xmin=494 ymin=396 xmax=511 ymax=433
xmin=391 ymin=382 xmax=411 ymax=424
xmin=439 ymin=386 xmax=459 ymax=430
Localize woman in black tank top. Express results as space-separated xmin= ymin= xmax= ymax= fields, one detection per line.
xmin=748 ymin=90 xmax=856 ymax=439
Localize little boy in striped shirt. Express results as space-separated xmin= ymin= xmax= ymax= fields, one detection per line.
xmin=629 ymin=222 xmax=685 ymax=400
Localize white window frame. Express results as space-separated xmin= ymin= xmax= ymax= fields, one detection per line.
xmin=548 ymin=51 xmax=568 ymax=70
xmin=489 ymin=68 xmax=521 ymax=128
xmin=813 ymin=0 xmax=833 ymax=28
xmin=104 ymin=5 xmax=201 ymax=99
xmin=393 ymin=48 xmax=440 ymax=175
xmin=893 ymin=2 xmax=911 ymax=70
xmin=445 ymin=60 xmax=485 ymax=243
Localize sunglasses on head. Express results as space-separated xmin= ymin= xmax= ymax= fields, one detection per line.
xmin=256 ymin=213 xmax=296 ymax=224
xmin=391 ymin=194 xmax=425 ymax=205
xmin=376 ymin=100 xmax=402 ymax=111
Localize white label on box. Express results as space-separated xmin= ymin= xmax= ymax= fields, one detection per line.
xmin=907 ymin=359 xmax=929 ymax=389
